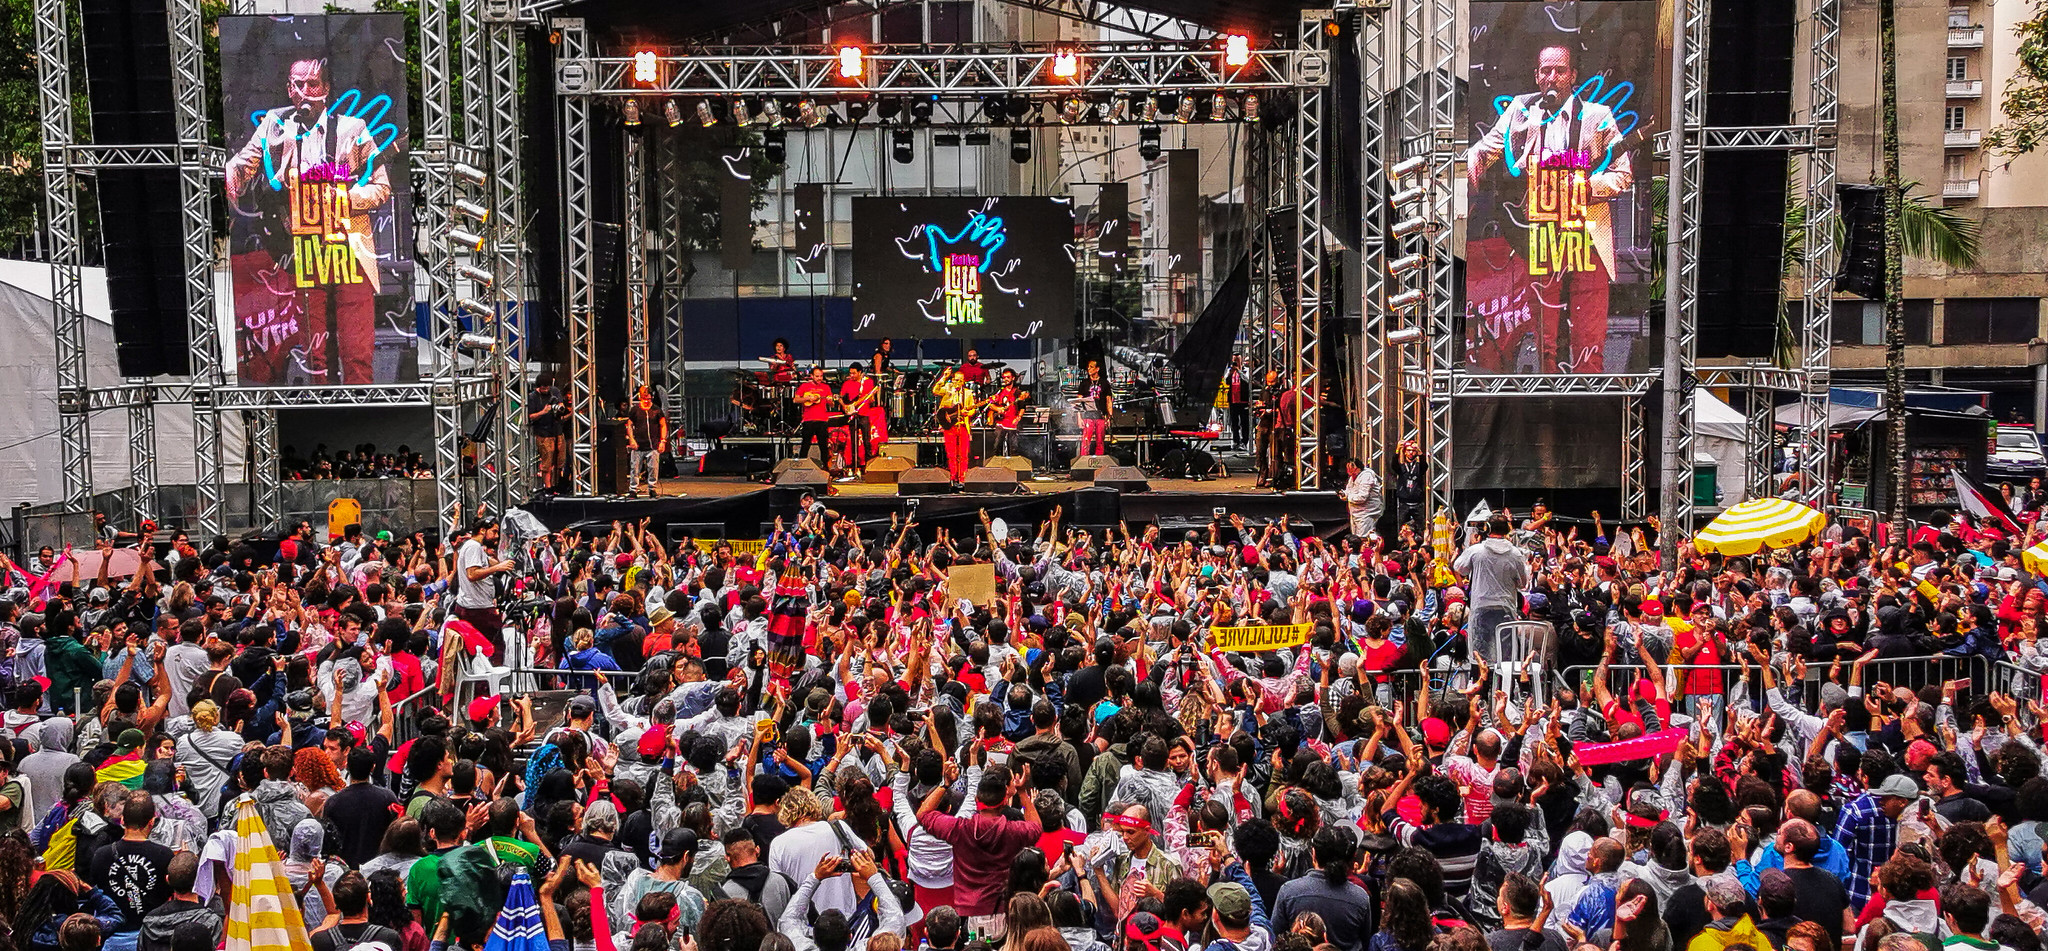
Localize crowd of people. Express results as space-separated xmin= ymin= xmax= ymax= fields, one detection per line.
xmin=279 ymin=445 xmax=440 ymax=481
xmin=1 ymin=498 xmax=2048 ymax=951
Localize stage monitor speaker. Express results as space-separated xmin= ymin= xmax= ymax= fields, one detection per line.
xmin=1071 ymin=485 xmax=1121 ymax=528
xmin=896 ymin=468 xmax=956 ymax=495
xmin=695 ymin=448 xmax=761 ymax=476
xmin=772 ymin=457 xmax=823 ymax=476
xmin=863 ymin=456 xmax=913 ymax=484
xmin=774 ymin=465 xmax=830 ymax=488
xmin=720 ymin=149 xmax=753 ymax=271
xmin=962 ymin=467 xmax=1020 ymax=494
xmin=1097 ymin=182 xmax=1127 ymax=274
xmin=1157 ymin=447 xmax=1219 ymax=480
xmin=878 ymin=443 xmax=918 ymax=461
xmin=1070 ymin=454 xmax=1118 ymax=482
xmin=985 ymin=455 xmax=1033 ymax=475
xmin=1697 ymin=153 xmax=1787 ymax=359
xmin=1093 ymin=466 xmax=1150 ymax=492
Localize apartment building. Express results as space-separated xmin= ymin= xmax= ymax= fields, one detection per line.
xmin=1830 ymin=0 xmax=2048 ymax=422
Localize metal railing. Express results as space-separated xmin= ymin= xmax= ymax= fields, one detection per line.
xmin=1556 ymin=653 xmax=1994 ymax=719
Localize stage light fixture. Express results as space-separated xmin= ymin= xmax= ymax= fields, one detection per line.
xmin=622 ymin=98 xmax=642 ymax=127
xmin=1107 ymin=97 xmax=1129 ymax=124
xmin=696 ymin=101 xmax=717 ymax=127
xmin=1224 ymin=33 xmax=1253 ymax=67
xmin=983 ymin=96 xmax=1009 ymax=122
xmin=1207 ymin=93 xmax=1227 ymax=122
xmin=1174 ymin=95 xmax=1197 ymax=123
xmin=845 ymin=100 xmax=870 ymax=122
xmin=458 ymin=331 xmax=499 ymax=353
xmin=799 ymin=99 xmax=825 ymax=128
xmin=891 ymin=128 xmax=914 ymax=164
xmin=1388 ymin=289 xmax=1425 ymax=311
xmin=1241 ymin=93 xmax=1260 ymax=121
xmin=633 ymin=49 xmax=658 ymax=84
xmin=1390 ymin=155 xmax=1428 ymax=180
xmin=1140 ymin=96 xmax=1160 ymax=123
xmin=453 ymin=162 xmax=489 ymax=187
xmin=457 ymin=299 xmax=495 ymax=321
xmin=909 ymin=98 xmax=934 ymax=125
xmin=876 ymin=98 xmax=901 ymax=122
xmin=1060 ymin=98 xmax=1084 ymax=124
xmin=1391 ymin=185 xmax=1425 ymax=206
xmin=1052 ymin=50 xmax=1079 ymax=80
xmin=764 ymin=130 xmax=787 ymax=164
xmin=452 ymin=199 xmax=490 ymax=224
xmin=1010 ymin=128 xmax=1032 ymax=164
xmin=1386 ymin=326 xmax=1424 ymax=344
xmin=1007 ymin=99 xmax=1034 ymax=122
xmin=761 ymin=100 xmax=785 ymax=128
xmin=837 ymin=43 xmax=865 ymax=79
xmin=1387 ymin=253 xmax=1425 ymax=275
xmin=457 ymin=263 xmax=495 ymax=287
xmin=1138 ymin=125 xmax=1162 ymax=161
xmin=448 ymin=227 xmax=486 ymax=251
xmin=733 ymin=96 xmax=751 ymax=124
xmin=1390 ymin=216 xmax=1427 ymax=238
xmin=664 ymin=100 xmax=684 ymax=127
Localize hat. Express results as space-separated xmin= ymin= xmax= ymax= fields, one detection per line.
xmin=1642 ymin=599 xmax=1665 ymax=617
xmin=1871 ymin=774 xmax=1921 ymax=800
xmin=88 ymin=588 xmax=109 ymax=604
xmin=658 ymin=829 xmax=699 ymax=863
xmin=2000 ymin=567 xmax=2020 ymax=581
xmin=1819 ymin=682 xmax=1850 ymax=710
xmin=140 ymin=519 xmax=156 ymax=533
xmin=286 ymin=690 xmax=316 ymax=713
xmin=1102 ymin=812 xmax=1149 ymax=831
xmin=376 ymin=530 xmax=393 ymax=542
xmin=1421 ymin=717 xmax=1452 ymax=748
xmin=568 ymin=695 xmax=596 ymax=717
xmin=277 ymin=539 xmax=298 ymax=561
xmin=1206 ymin=882 xmax=1253 ymax=921
xmin=614 ymin=553 xmax=634 ymax=570
xmin=115 ymin=728 xmax=145 ymax=753
xmin=343 ymin=721 xmax=368 ymax=745
xmin=649 ymin=605 xmax=674 ymax=626
xmin=466 ymin=695 xmax=500 ymax=723
xmin=1122 ymin=912 xmax=1172 ymax=951
xmin=638 ymin=724 xmax=671 ymax=759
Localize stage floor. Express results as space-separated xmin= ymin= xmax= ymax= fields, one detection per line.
xmin=646 ymin=469 xmax=1270 ymax=499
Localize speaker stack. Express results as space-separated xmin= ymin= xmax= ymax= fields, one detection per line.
xmin=863 ymin=456 xmax=913 ymax=484
xmin=962 ymin=467 xmax=1021 ymax=494
xmin=1092 ymin=466 xmax=1151 ymax=493
xmin=1070 ymin=455 xmax=1118 ymax=482
xmin=895 ymin=469 xmax=955 ymax=495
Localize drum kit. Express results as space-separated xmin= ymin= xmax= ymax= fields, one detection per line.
xmin=727 ymin=357 xmax=1016 ymax=437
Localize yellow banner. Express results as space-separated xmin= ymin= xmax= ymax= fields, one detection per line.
xmin=1210 ymin=622 xmax=1311 ymax=653
xmin=691 ymin=538 xmax=767 ymax=555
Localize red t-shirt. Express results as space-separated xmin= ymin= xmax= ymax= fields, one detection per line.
xmin=841 ymin=376 xmax=877 ymax=413
xmin=989 ymin=386 xmax=1023 ymax=429
xmin=1360 ymin=639 xmax=1404 ymax=684
xmin=797 ymin=381 xmax=834 ymax=422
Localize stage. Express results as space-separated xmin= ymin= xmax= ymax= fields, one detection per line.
xmin=519 ymin=467 xmax=1345 ymax=540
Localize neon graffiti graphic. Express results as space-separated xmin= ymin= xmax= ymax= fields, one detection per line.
xmin=853 ymin=197 xmax=1075 ymax=339
xmin=942 ymin=253 xmax=984 ymax=326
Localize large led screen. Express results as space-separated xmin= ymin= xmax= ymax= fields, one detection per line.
xmin=852 ymin=197 xmax=1077 ymax=340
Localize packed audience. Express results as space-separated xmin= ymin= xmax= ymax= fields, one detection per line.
xmin=0 ymin=500 xmax=2046 ymax=951
xmin=281 ymin=444 xmax=438 ymax=481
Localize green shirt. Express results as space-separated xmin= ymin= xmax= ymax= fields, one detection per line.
xmin=405 ymin=847 xmax=454 ymax=927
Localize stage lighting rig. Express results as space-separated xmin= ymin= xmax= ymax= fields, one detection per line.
xmin=1387 ymin=254 xmax=1424 ymax=275
xmin=449 ymin=227 xmax=486 ymax=251
xmin=458 ymin=299 xmax=495 ymax=321
xmin=1224 ymin=33 xmax=1252 ymax=67
xmin=1389 ymin=156 xmax=1428 ymax=180
xmin=762 ymin=100 xmax=785 ymax=128
xmin=983 ymin=96 xmax=1009 ymax=123
xmin=1388 ymin=289 xmax=1424 ymax=311
xmin=622 ymin=98 xmax=642 ymax=127
xmin=1386 ymin=326 xmax=1423 ymax=344
xmin=1052 ymin=50 xmax=1079 ymax=80
xmin=1209 ymin=94 xmax=1228 ymax=122
xmin=664 ymin=100 xmax=683 ymax=127
xmin=844 ymin=100 xmax=870 ymax=122
xmin=891 ymin=129 xmax=913 ymax=164
xmin=837 ymin=43 xmax=865 ymax=80
xmin=1174 ymin=95 xmax=1197 ymax=123
xmin=1059 ymin=98 xmax=1084 ymax=124
xmin=909 ymin=98 xmax=934 ymax=125
xmin=798 ymin=99 xmax=825 ymax=128
xmin=1390 ymin=216 xmax=1427 ymax=238
xmin=1140 ymin=95 xmax=1160 ymax=123
xmin=457 ymin=263 xmax=494 ymax=287
xmin=1138 ymin=125 xmax=1162 ymax=161
xmin=453 ymin=199 xmax=490 ymax=224
xmin=696 ymin=101 xmax=717 ymax=127
xmin=453 ymin=163 xmax=488 ymax=187
xmin=1107 ymin=97 xmax=1129 ymax=124
xmin=764 ymin=130 xmax=787 ymax=164
xmin=1010 ymin=128 xmax=1031 ymax=164
xmin=457 ymin=330 xmax=499 ymax=352
xmin=632 ymin=49 xmax=658 ymax=84
xmin=1241 ymin=93 xmax=1260 ymax=122
xmin=1007 ymin=98 xmax=1034 ymax=122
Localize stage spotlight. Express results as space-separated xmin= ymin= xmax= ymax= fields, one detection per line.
xmin=1390 ymin=216 xmax=1427 ymax=238
xmin=1052 ymin=50 xmax=1079 ymax=80
xmin=1140 ymin=96 xmax=1160 ymax=123
xmin=733 ymin=96 xmax=750 ymax=124
xmin=458 ymin=331 xmax=499 ymax=353
xmin=837 ymin=43 xmax=865 ymax=80
xmin=457 ymin=299 xmax=495 ymax=321
xmin=1138 ymin=125 xmax=1162 ymax=161
xmin=1010 ymin=128 xmax=1032 ymax=164
xmin=448 ymin=226 xmax=486 ymax=251
xmin=1242 ymin=93 xmax=1260 ymax=121
xmin=664 ymin=100 xmax=684 ymax=127
xmin=1387 ymin=253 xmax=1424 ymax=275
xmin=696 ymin=101 xmax=717 ymax=127
xmin=1391 ymin=184 xmax=1425 ymax=206
xmin=1208 ymin=93 xmax=1228 ymax=122
xmin=909 ymin=98 xmax=933 ymax=125
xmin=845 ymin=100 xmax=870 ymax=122
xmin=453 ymin=162 xmax=489 ymax=187
xmin=1174 ymin=95 xmax=1197 ymax=123
xmin=764 ymin=130 xmax=787 ymax=164
xmin=633 ymin=49 xmax=658 ymax=84
xmin=891 ymin=128 xmax=913 ymax=164
xmin=457 ymin=263 xmax=495 ymax=287
xmin=876 ymin=98 xmax=902 ymax=122
xmin=1007 ymin=98 xmax=1034 ymax=122
xmin=1060 ymin=98 xmax=1084 ymax=124
xmin=1224 ymin=33 xmax=1251 ymax=67
xmin=1388 ymin=288 xmax=1425 ymax=311
xmin=452 ymin=199 xmax=490 ymax=224
xmin=1386 ymin=326 xmax=1424 ymax=344
xmin=762 ymin=100 xmax=785 ymax=128
xmin=1107 ymin=97 xmax=1128 ymax=124
xmin=622 ymin=98 xmax=642 ymax=127
xmin=983 ymin=95 xmax=1009 ymax=123
xmin=1390 ymin=155 xmax=1428 ymax=180
xmin=799 ymin=99 xmax=825 ymax=128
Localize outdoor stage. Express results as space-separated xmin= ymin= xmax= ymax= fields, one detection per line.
xmin=520 ymin=467 xmax=1345 ymax=540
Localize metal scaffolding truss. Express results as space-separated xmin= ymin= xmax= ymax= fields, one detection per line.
xmin=654 ymin=0 xmax=1220 ymax=44
xmin=35 ymin=0 xmax=524 ymax=535
xmin=1289 ymin=10 xmax=1329 ymax=490
xmin=562 ymin=46 xmax=1301 ymax=97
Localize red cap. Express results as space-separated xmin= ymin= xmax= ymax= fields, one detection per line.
xmin=638 ymin=724 xmax=670 ymax=759
xmin=278 ymin=539 xmax=298 ymax=561
xmin=1421 ymin=717 xmax=1452 ymax=748
xmin=343 ymin=721 xmax=368 ymax=745
xmin=614 ymin=553 xmax=634 ymax=570
xmin=1594 ymin=556 xmax=1618 ymax=568
xmin=466 ymin=695 xmax=500 ymax=723
xmin=1642 ymin=599 xmax=1664 ymax=616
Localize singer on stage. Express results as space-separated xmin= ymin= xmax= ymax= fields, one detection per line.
xmin=934 ymin=367 xmax=977 ymax=484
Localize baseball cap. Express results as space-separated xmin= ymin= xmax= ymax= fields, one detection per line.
xmin=1872 ymin=774 xmax=1920 ymax=800
xmin=1421 ymin=717 xmax=1452 ymax=748
xmin=2000 ymin=567 xmax=2020 ymax=581
xmin=286 ymin=690 xmax=316 ymax=713
xmin=568 ymin=695 xmax=596 ymax=717
xmin=1642 ymin=599 xmax=1665 ymax=617
xmin=88 ymin=588 xmax=110 ymax=604
xmin=658 ymin=829 xmax=699 ymax=863
xmin=376 ymin=530 xmax=394 ymax=542
xmin=466 ymin=695 xmax=500 ymax=723
xmin=1206 ymin=882 xmax=1252 ymax=921
xmin=116 ymin=728 xmax=145 ymax=753
xmin=638 ymin=724 xmax=670 ymax=759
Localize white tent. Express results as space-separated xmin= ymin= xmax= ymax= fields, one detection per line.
xmin=1692 ymin=389 xmax=1752 ymax=507
xmin=0 ymin=262 xmax=245 ymax=510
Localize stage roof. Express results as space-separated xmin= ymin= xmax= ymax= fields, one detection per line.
xmin=559 ymin=0 xmax=1317 ymax=44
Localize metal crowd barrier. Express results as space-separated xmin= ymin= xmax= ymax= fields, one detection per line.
xmin=1555 ymin=653 xmax=1994 ymax=719
xmin=1997 ymin=659 xmax=2045 ymax=702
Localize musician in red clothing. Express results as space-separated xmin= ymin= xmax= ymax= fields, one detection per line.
xmin=839 ymin=362 xmax=881 ymax=470
xmin=959 ymin=348 xmax=991 ymax=386
xmin=986 ymin=368 xmax=1026 ymax=458
xmin=794 ymin=365 xmax=835 ymax=465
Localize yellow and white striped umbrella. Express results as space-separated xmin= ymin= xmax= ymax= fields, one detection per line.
xmin=1694 ymin=497 xmax=1828 ymax=556
xmin=2023 ymin=541 xmax=2048 ymax=576
xmin=224 ymin=797 xmax=313 ymax=951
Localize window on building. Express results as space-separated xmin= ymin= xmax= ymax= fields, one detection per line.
xmin=1945 ymin=154 xmax=1969 ymax=181
xmin=1946 ymin=106 xmax=1967 ymax=131
xmin=1831 ymin=299 xmax=1933 ymax=345
xmin=1945 ymin=298 xmax=2040 ymax=344
xmin=1948 ymin=56 xmax=1968 ymax=81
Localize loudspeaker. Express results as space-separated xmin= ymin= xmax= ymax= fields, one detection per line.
xmin=962 ymin=467 xmax=1020 ymax=494
xmin=1705 ymin=0 xmax=1794 ymax=126
xmin=597 ymin=420 xmax=628 ymax=494
xmin=1097 ymin=182 xmax=1127 ymax=274
xmin=1698 ymin=153 xmax=1787 ymax=358
xmin=1836 ymin=184 xmax=1884 ymax=300
xmin=774 ymin=465 xmax=830 ymax=488
xmin=1157 ymin=447 xmax=1219 ymax=480
xmin=1071 ymin=486 xmax=1121 ymax=527
xmin=878 ymin=443 xmax=919 ymax=461
xmin=1093 ymin=466 xmax=1150 ymax=493
xmin=695 ymin=448 xmax=761 ymax=476
xmin=985 ymin=455 xmax=1033 ymax=475
xmin=83 ymin=0 xmax=185 ymax=377
xmin=721 ymin=150 xmax=753 ymax=270
xmin=863 ymin=456 xmax=913 ymax=484
xmin=1070 ymin=454 xmax=1118 ymax=482
xmin=896 ymin=468 xmax=956 ymax=495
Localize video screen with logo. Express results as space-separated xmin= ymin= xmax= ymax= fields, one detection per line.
xmin=852 ymin=196 xmax=1076 ymax=340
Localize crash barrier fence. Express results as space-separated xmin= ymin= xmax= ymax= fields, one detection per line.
xmin=1554 ymin=653 xmax=1994 ymax=723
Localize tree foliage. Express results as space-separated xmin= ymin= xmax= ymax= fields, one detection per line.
xmin=1988 ymin=1 xmax=2048 ymax=156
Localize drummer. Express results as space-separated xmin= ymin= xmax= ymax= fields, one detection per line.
xmin=874 ymin=337 xmax=896 ymax=372
xmin=761 ymin=338 xmax=797 ymax=383
xmin=959 ymin=347 xmax=991 ymax=387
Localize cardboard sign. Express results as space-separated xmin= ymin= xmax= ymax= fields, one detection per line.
xmin=948 ymin=563 xmax=998 ymax=607
xmin=1210 ymin=622 xmax=1312 ymax=653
